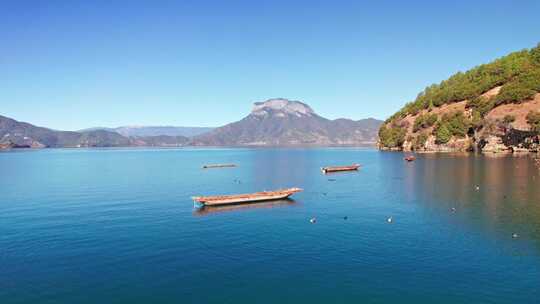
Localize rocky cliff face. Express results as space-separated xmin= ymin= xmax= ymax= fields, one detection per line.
xmin=192 ymin=98 xmax=382 ymax=146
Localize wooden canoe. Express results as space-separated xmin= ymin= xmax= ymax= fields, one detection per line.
xmin=192 ymin=187 xmax=303 ymax=206
xmin=321 ymin=164 xmax=360 ymax=173
xmin=202 ymin=163 xmax=237 ymax=169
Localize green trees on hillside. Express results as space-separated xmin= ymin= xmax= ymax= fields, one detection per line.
xmin=380 ymin=43 xmax=540 ymax=149
xmin=526 ymin=111 xmax=540 ymax=133
xmin=532 ymin=43 xmax=540 ymax=64
xmin=378 ymin=124 xmax=406 ymax=148
xmin=434 ymin=112 xmax=471 ymax=144
xmin=435 ymin=124 xmax=452 ymax=144
xmin=412 ymin=132 xmax=429 ymax=149
xmin=466 ymin=96 xmax=496 ymax=118
xmin=378 ymin=43 xmax=540 ymax=149
xmin=493 ymin=69 xmax=540 ymax=105
xmin=413 ymin=113 xmax=438 ymax=132
xmin=396 ymin=43 xmax=540 ymax=118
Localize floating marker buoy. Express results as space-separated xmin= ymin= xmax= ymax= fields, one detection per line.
xmin=387 ymin=217 xmax=393 ymax=223
xmin=475 ymin=186 xmax=480 ymax=190
xmin=310 ymin=218 xmax=316 ymax=224
xmin=512 ymin=233 xmax=519 ymax=239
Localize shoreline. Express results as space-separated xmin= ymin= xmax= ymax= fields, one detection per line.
xmin=378 ymin=147 xmax=539 ymax=154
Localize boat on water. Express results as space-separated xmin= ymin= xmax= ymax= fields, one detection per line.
xmin=321 ymin=164 xmax=360 ymax=173
xmin=404 ymin=155 xmax=416 ymax=162
xmin=202 ymin=163 xmax=237 ymax=169
xmin=192 ymin=187 xmax=303 ymax=207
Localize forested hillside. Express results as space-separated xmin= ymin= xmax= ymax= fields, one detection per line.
xmin=379 ymin=43 xmax=540 ymax=152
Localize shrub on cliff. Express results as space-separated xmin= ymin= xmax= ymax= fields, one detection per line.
xmin=467 ymin=96 xmax=496 ymax=118
xmin=526 ymin=111 xmax=540 ymax=133
xmin=413 ymin=133 xmax=429 ymax=149
xmin=434 ymin=112 xmax=471 ymax=144
xmin=435 ymin=124 xmax=452 ymax=144
xmin=413 ymin=113 xmax=438 ymax=132
xmin=443 ymin=112 xmax=470 ymax=137
xmin=379 ymin=124 xmax=406 ymax=148
xmin=471 ymin=111 xmax=483 ymax=128
xmin=503 ymin=115 xmax=516 ymax=124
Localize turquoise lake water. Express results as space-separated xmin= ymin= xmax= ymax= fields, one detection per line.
xmin=1 ymin=148 xmax=539 ymax=303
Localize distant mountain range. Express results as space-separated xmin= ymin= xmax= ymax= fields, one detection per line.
xmin=192 ymin=99 xmax=382 ymax=146
xmin=79 ymin=126 xmax=214 ymax=137
xmin=0 ymin=115 xmax=188 ymax=148
xmin=1 ymin=99 xmax=382 ymax=149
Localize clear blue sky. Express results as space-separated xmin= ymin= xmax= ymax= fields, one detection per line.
xmin=1 ymin=0 xmax=539 ymax=130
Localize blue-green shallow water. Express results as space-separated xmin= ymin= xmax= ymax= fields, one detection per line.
xmin=1 ymin=148 xmax=539 ymax=304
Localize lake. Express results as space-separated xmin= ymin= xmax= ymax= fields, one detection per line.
xmin=1 ymin=148 xmax=539 ymax=303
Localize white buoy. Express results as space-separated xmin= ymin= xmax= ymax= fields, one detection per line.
xmin=387 ymin=217 xmax=393 ymax=223
xmin=512 ymin=233 xmax=519 ymax=239
xmin=310 ymin=218 xmax=316 ymax=224
xmin=475 ymin=185 xmax=480 ymax=191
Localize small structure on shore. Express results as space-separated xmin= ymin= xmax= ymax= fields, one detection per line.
xmin=321 ymin=164 xmax=360 ymax=174
xmin=192 ymin=187 xmax=302 ymax=207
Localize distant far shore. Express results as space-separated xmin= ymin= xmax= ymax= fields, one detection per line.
xmin=0 ymin=143 xmax=379 ymax=151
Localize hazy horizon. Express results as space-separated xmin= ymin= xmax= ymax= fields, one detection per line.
xmin=2 ymin=0 xmax=540 ymax=130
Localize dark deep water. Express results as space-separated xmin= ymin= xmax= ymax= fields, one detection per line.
xmin=1 ymin=148 xmax=539 ymax=304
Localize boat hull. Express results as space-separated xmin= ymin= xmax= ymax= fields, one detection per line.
xmin=192 ymin=188 xmax=302 ymax=206
xmin=321 ymin=164 xmax=360 ymax=173
xmin=194 ymin=199 xmax=294 ymax=215
xmin=202 ymin=164 xmax=237 ymax=169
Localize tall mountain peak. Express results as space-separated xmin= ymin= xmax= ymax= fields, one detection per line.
xmin=192 ymin=99 xmax=382 ymax=146
xmin=251 ymin=98 xmax=315 ymax=117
